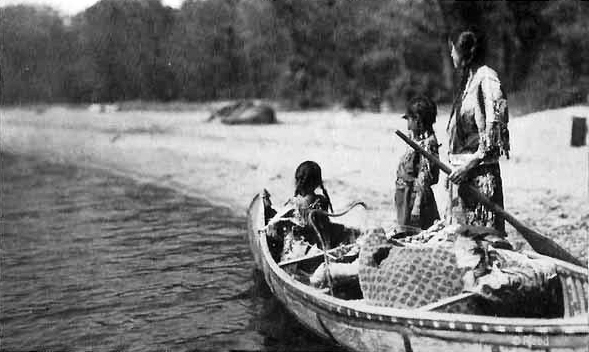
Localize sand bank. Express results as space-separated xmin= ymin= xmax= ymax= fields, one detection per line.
xmin=1 ymin=105 xmax=587 ymax=262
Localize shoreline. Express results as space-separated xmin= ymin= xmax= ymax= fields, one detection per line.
xmin=1 ymin=105 xmax=587 ymax=263
xmin=0 ymin=148 xmax=238 ymax=218
xmin=0 ymin=126 xmax=238 ymax=213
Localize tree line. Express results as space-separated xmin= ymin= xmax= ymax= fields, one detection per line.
xmin=1 ymin=0 xmax=587 ymax=110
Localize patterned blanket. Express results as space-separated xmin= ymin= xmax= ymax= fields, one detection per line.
xmin=357 ymin=225 xmax=557 ymax=313
xmin=358 ymin=229 xmax=466 ymax=309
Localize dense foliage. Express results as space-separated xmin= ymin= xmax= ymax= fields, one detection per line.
xmin=1 ymin=0 xmax=587 ymax=110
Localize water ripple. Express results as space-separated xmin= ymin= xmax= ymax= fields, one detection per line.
xmin=0 ymin=152 xmax=342 ymax=352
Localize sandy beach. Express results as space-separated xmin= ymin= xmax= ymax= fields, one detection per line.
xmin=1 ymin=105 xmax=587 ymax=263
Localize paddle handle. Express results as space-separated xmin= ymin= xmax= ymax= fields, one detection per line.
xmin=394 ymin=129 xmax=452 ymax=174
xmin=394 ymin=129 xmax=583 ymax=266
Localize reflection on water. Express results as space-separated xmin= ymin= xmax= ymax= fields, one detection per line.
xmin=0 ymin=153 xmax=340 ymax=352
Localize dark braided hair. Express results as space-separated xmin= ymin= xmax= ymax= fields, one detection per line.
xmin=450 ymin=30 xmax=486 ymax=120
xmin=294 ymin=161 xmax=333 ymax=213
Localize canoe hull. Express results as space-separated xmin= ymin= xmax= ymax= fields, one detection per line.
xmin=246 ymin=191 xmax=589 ymax=352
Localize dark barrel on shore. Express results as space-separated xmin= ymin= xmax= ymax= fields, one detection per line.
xmin=571 ymin=116 xmax=587 ymax=147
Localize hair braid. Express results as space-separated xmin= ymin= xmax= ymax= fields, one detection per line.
xmin=450 ymin=66 xmax=470 ymax=122
xmin=450 ymin=30 xmax=483 ymax=122
xmin=319 ymin=183 xmax=333 ymax=213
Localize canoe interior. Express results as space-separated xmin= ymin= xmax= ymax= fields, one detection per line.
xmin=248 ymin=190 xmax=589 ymax=321
xmin=274 ymin=234 xmax=571 ymax=318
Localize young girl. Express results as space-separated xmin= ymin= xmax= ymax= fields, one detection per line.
xmin=394 ymin=95 xmax=440 ymax=229
xmin=279 ymin=161 xmax=334 ymax=261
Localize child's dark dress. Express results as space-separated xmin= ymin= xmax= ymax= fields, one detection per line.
xmin=394 ymin=133 xmax=440 ymax=229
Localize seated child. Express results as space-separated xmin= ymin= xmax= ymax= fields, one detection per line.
xmin=269 ymin=161 xmax=337 ymax=262
xmin=394 ymin=95 xmax=440 ymax=229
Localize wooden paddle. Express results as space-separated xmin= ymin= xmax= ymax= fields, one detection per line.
xmin=394 ymin=129 xmax=583 ymax=267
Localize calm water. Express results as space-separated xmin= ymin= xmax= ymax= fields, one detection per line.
xmin=0 ymin=153 xmax=340 ymax=352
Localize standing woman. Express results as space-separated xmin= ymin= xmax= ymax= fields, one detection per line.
xmin=446 ymin=30 xmax=511 ymax=232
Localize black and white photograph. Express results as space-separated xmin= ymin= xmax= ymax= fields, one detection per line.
xmin=1 ymin=0 xmax=588 ymax=351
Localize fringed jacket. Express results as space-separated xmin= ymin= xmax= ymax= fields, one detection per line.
xmin=447 ymin=65 xmax=510 ymax=166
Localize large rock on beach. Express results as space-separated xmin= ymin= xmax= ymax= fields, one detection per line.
xmin=208 ymin=101 xmax=277 ymax=125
